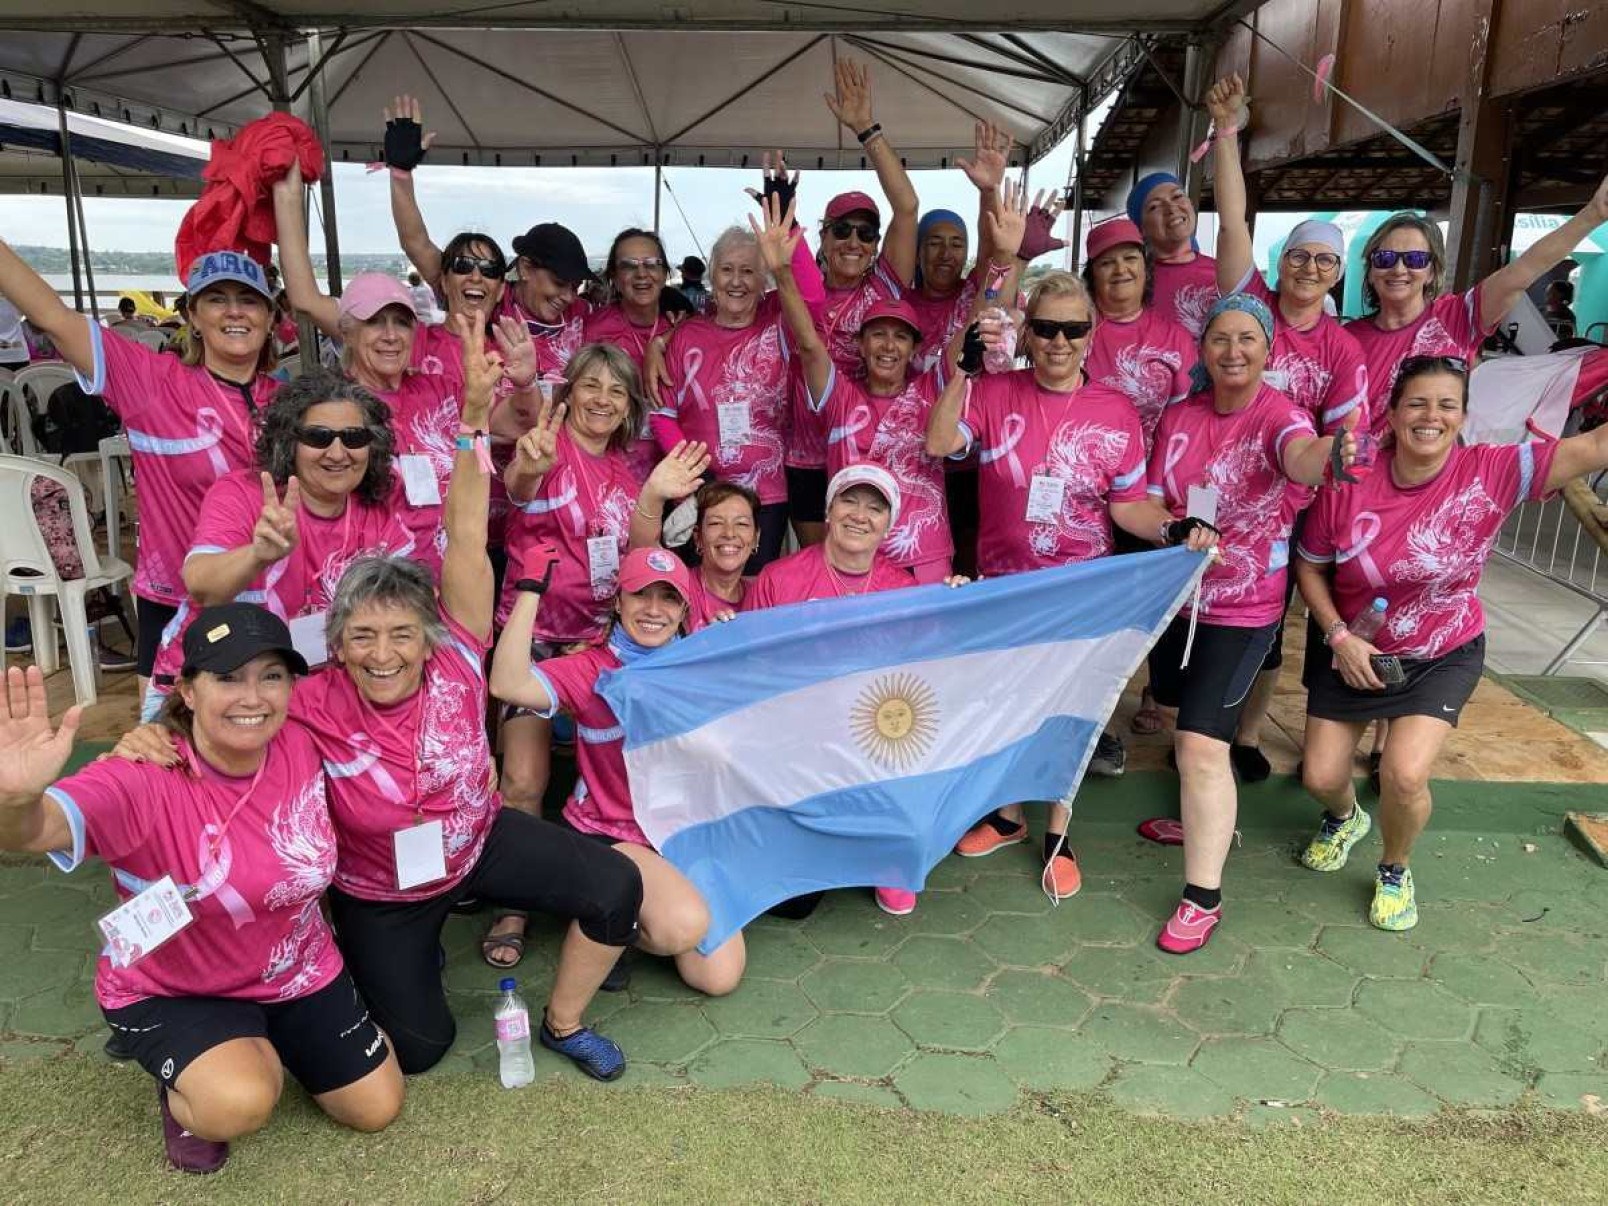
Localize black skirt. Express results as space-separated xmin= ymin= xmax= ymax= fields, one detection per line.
xmin=1306 ymin=633 xmax=1485 ymax=727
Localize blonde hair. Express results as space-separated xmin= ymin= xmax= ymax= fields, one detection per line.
xmin=561 ymin=343 xmax=650 ymax=455
xmin=1026 ymin=270 xmax=1093 ymax=318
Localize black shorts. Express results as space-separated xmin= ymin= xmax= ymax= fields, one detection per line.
xmin=749 ymin=501 xmax=790 ymax=574
xmin=1307 ymin=633 xmax=1485 ymax=727
xmin=134 ymin=597 xmax=180 ymax=678
xmin=785 ymin=465 xmax=827 ymax=524
xmin=1147 ymin=614 xmax=1281 ymax=742
xmin=943 ymin=465 xmax=979 ymax=533
xmin=101 ymin=970 xmax=388 ymax=1096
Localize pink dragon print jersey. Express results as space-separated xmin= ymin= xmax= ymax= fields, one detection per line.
xmin=1345 ymin=288 xmax=1490 ymax=438
xmin=1239 ymin=273 xmax=1370 ymax=434
xmin=1081 ymin=307 xmax=1196 ymax=448
xmin=1150 ymin=253 xmax=1220 ymax=337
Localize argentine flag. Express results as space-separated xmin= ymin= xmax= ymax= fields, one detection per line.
xmin=600 ymin=546 xmax=1209 ymax=952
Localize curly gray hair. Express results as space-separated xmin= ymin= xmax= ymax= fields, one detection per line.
xmin=325 ymin=554 xmax=446 ymax=658
xmin=254 ymin=370 xmax=395 ymax=507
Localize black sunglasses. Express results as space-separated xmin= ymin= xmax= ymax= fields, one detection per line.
xmin=1370 ymin=249 xmax=1434 ymax=271
xmin=296 ymin=425 xmax=376 ymax=450
xmin=1399 ymin=354 xmax=1468 ymax=376
xmin=447 ymin=254 xmax=506 ymax=279
xmin=1027 ymin=318 xmax=1093 ymax=342
xmin=828 ymin=220 xmax=880 ymax=243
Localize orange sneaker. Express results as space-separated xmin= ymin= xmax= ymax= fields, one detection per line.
xmin=1041 ymin=848 xmax=1082 ymax=901
xmin=956 ymin=812 xmax=1029 ymax=857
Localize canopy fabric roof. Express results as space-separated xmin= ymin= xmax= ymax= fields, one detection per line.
xmin=0 ymin=23 xmax=1172 ymax=169
xmin=0 ymin=96 xmax=205 ymax=196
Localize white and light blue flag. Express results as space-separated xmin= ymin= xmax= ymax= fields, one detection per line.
xmin=600 ymin=546 xmax=1209 ymax=952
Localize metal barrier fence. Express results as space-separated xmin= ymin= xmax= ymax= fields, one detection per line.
xmin=1492 ymin=473 xmax=1608 ymax=674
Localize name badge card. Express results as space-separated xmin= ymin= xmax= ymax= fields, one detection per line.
xmin=287 ymin=611 xmax=329 ymax=668
xmin=98 ymin=875 xmax=193 ymax=968
xmin=393 ymin=821 xmax=448 ymax=890
xmin=399 ymin=455 xmax=442 ymax=506
xmin=1025 ymin=474 xmax=1066 ymax=523
xmin=587 ymin=535 xmax=621 ymax=589
xmin=1186 ymin=484 xmax=1220 ymax=528
xmin=717 ymin=400 xmax=751 ymax=448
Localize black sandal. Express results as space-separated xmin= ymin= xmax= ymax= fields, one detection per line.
xmin=480 ymin=914 xmax=528 ymax=969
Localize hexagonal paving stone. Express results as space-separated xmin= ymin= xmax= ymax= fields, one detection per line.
xmin=1428 ymin=952 xmax=1537 ymax=1007
xmin=801 ymin=899 xmax=908 ymax=959
xmin=1170 ymin=976 xmax=1286 ymax=1037
xmin=1058 ymin=894 xmax=1152 ymax=946
xmin=1398 ymin=1042 xmax=1526 ymax=1107
xmin=8 ymin=980 xmax=104 ymax=1039
xmin=961 ymin=873 xmax=1051 ymax=915
xmin=599 ymin=1001 xmax=717 ymax=1065
xmin=1490 ymin=931 xmax=1604 ymax=987
xmin=1192 ymin=1038 xmax=1322 ymax=1104
xmin=1504 ymin=889 xmax=1608 ymax=939
xmin=891 ymin=991 xmax=1007 ymax=1052
xmin=1242 ymin=949 xmax=1358 ymax=1008
xmin=1408 ymin=902 xmax=1502 ymax=953
xmin=1276 ymin=1007 xmax=1399 ymax=1071
xmin=1316 ymin=926 xmax=1429 ymax=979
xmin=969 ymin=914 xmax=1077 ymax=969
xmin=629 ymin=956 xmax=710 ymax=1003
xmin=811 ymin=1081 xmax=905 ymax=1109
xmin=3 ymin=884 xmax=100 ymax=930
xmin=1473 ymin=1007 xmax=1603 ymax=1076
xmin=1104 ymin=1064 xmax=1236 ymax=1118
xmin=985 ymin=969 xmax=1092 ymax=1029
xmin=1062 ymin=946 xmax=1178 ymax=1005
xmin=1529 ymin=984 xmax=1608 ymax=1045
xmin=1315 ymin=1071 xmax=1440 ymax=1117
xmin=906 ymin=889 xmax=991 ymax=936
xmin=993 ymin=1027 xmax=1110 ymax=1091
xmin=800 ymin=960 xmax=910 ymax=1014
xmin=0 ymin=1039 xmax=70 ymax=1064
xmin=892 ymin=936 xmax=997 ymax=991
xmin=0 ymin=948 xmax=84 ymax=1006
xmin=702 ymin=979 xmax=817 ymax=1040
xmin=794 ymin=1014 xmax=915 ymax=1079
xmin=742 ymin=928 xmax=823 ymax=982
xmin=687 ymin=1038 xmax=810 ymax=1090
xmin=1533 ymin=1072 xmax=1608 ymax=1112
xmin=893 ymin=1051 xmax=1019 ymax=1115
xmin=1354 ymin=980 xmax=1474 ymax=1041
xmin=1218 ymin=903 xmax=1322 ymax=950
xmin=1079 ymin=1004 xmax=1199 ymax=1064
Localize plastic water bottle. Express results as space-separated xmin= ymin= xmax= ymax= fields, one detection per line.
xmin=1349 ymin=597 xmax=1388 ymax=643
xmin=494 ymin=978 xmax=535 ymax=1088
xmin=981 ymin=305 xmax=1017 ymax=374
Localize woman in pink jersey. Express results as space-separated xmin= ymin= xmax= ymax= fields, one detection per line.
xmin=1145 ymin=292 xmax=1359 ymax=955
xmin=492 ymin=546 xmax=747 ymax=996
xmin=927 ymin=271 xmax=1212 ymax=897
xmin=629 ymin=451 xmax=761 ymax=629
xmin=0 ymin=238 xmax=280 ymax=691
xmin=2 ymin=609 xmax=402 ymax=1174
xmin=493 ymin=343 xmax=649 ymax=961
xmin=1294 ymin=356 xmax=1608 ymax=931
xmin=141 ymin=370 xmax=418 ymax=717
xmin=1125 ymin=172 xmax=1219 ymax=337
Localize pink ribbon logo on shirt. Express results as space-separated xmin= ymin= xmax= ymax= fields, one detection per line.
xmin=1161 ymin=431 xmax=1191 ymax=503
xmin=677 ymin=347 xmax=709 ymax=418
xmin=979 ymin=413 xmax=1028 ymax=488
xmin=195 ymin=825 xmax=256 ymax=929
xmin=1340 ymin=511 xmax=1387 ymax=588
xmin=125 ymin=407 xmax=231 ymax=478
xmin=323 ymin=732 xmax=408 ymax=803
xmin=829 ymin=404 xmax=874 ymax=450
xmin=520 ymin=471 xmax=585 ymax=535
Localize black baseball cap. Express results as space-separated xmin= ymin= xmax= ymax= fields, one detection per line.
xmin=182 ymin=603 xmax=310 ymax=677
xmin=511 ymin=223 xmax=592 ymax=286
xmin=679 ymin=255 xmax=706 ymax=276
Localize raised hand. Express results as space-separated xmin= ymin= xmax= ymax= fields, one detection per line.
xmin=956 ymin=119 xmax=1011 ymax=192
xmin=490 ymin=314 xmax=537 ymax=389
xmin=252 ymin=471 xmax=301 ymax=564
xmin=1205 ymin=74 xmax=1247 ymax=129
xmin=984 ymin=177 xmax=1029 ymax=262
xmin=644 ymin=440 xmax=712 ymax=505
xmin=825 ymin=57 xmax=875 ymax=134
xmin=744 ymin=150 xmax=800 ymax=220
xmin=513 ymin=394 xmax=565 ymax=479
xmin=271 ymin=158 xmax=304 ymax=204
xmin=1018 ymin=188 xmax=1068 ymax=261
xmin=0 ymin=666 xmax=82 ymax=800
xmin=382 ymin=94 xmax=437 ymax=172
xmin=452 ymin=309 xmax=505 ymax=418
xmin=747 ymin=191 xmax=802 ymax=273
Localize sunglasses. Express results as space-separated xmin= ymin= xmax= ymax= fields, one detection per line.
xmin=446 ymin=254 xmax=506 ymax=279
xmin=1027 ymin=318 xmax=1093 ymax=342
xmin=1399 ymin=354 xmax=1469 ymax=376
xmin=296 ymin=425 xmax=376 ymax=450
xmin=1283 ymin=249 xmax=1342 ymax=272
xmin=828 ymin=220 xmax=880 ymax=243
xmin=1370 ymin=248 xmax=1434 ymax=271
xmin=616 ymin=256 xmax=666 ymax=274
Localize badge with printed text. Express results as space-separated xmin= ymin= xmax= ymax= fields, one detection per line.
xmin=98 ymin=875 xmax=193 ymax=968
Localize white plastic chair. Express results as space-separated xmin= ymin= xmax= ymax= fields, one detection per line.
xmin=276 ymin=352 xmax=302 ymax=380
xmin=126 ymin=326 xmax=170 ymax=352
xmin=99 ymin=433 xmax=133 ymax=566
xmin=0 ymin=366 xmax=18 ymax=453
xmin=0 ymin=454 xmax=135 ymax=706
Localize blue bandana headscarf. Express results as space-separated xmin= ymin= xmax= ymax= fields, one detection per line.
xmin=1187 ymin=292 xmax=1276 ymax=394
xmin=915 ymin=209 xmax=968 ymax=289
xmin=1125 ymin=172 xmax=1181 ymax=229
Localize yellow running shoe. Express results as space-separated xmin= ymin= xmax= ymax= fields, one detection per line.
xmin=1300 ymin=806 xmax=1372 ymax=872
xmin=1370 ymin=865 xmax=1418 ymax=931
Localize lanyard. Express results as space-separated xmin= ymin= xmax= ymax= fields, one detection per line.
xmin=206 ymin=369 xmax=261 ymax=423
xmin=182 ymin=744 xmax=270 ymax=897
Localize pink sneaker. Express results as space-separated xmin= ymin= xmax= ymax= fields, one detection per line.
xmin=159 ymin=1085 xmax=229 ymax=1174
xmin=1137 ymin=818 xmax=1184 ymax=846
xmin=1156 ymin=899 xmax=1220 ymax=954
xmin=875 ymin=887 xmax=917 ymax=916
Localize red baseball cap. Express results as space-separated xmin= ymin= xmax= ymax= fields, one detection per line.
xmin=857 ymin=297 xmax=923 ymax=341
xmin=825 ymin=191 xmax=881 ymax=222
xmin=1084 ymin=216 xmax=1145 ymax=266
xmin=618 ymin=546 xmax=692 ymax=603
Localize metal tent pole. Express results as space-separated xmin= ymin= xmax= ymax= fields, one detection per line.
xmin=305 ymin=29 xmax=343 ymax=295
xmin=56 ymin=104 xmax=85 ymax=312
xmin=70 ymin=155 xmax=101 ymax=320
xmin=1069 ymin=87 xmax=1087 ymax=271
xmin=653 ymin=160 xmax=663 ymax=234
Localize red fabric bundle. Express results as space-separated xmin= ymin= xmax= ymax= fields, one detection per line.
xmin=174 ymin=112 xmax=325 ymax=282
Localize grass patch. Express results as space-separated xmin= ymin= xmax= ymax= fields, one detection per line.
xmin=4 ymin=1057 xmax=1605 ymax=1204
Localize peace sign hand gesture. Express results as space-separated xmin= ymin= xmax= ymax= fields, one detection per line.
xmin=825 ymin=58 xmax=875 ymax=133
xmin=513 ymin=393 xmax=566 ymax=480
xmin=0 ymin=666 xmax=82 ymax=804
xmin=252 ymin=471 xmax=301 ymax=565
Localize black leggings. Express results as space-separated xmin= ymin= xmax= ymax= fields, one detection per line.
xmin=327 ymin=808 xmax=643 ymax=1074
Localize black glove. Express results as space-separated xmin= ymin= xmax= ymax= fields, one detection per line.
xmin=514 ymin=542 xmax=559 ymax=595
xmin=1163 ymin=517 xmax=1219 ymax=546
xmin=383 ymin=116 xmax=428 ymax=173
xmin=958 ymin=322 xmax=986 ymax=378
xmin=762 ymin=171 xmax=798 ymax=225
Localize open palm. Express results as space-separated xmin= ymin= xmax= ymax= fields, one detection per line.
xmin=0 ymin=667 xmax=81 ymax=799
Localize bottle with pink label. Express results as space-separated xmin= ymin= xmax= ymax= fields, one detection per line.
xmin=495 ymin=977 xmax=535 ymax=1088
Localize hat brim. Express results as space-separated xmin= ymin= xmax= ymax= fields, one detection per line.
xmin=857 ymin=315 xmax=923 ymax=342
xmin=187 ymin=271 xmax=273 ymax=302
xmin=183 ymin=642 xmax=310 ymax=679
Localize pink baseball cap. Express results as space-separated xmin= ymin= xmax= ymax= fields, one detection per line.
xmin=336 ymin=272 xmax=418 ymax=322
xmin=1084 ymin=217 xmax=1145 ymax=266
xmin=825 ymin=191 xmax=881 ymax=222
xmin=618 ymin=546 xmax=692 ymax=603
xmin=857 ymin=297 xmax=923 ymax=341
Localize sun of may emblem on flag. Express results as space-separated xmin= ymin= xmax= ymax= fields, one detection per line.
xmin=849 ymin=673 xmax=940 ymax=770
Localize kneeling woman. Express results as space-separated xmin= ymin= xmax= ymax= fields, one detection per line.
xmin=1294 ymin=356 xmax=1608 ymax=930
xmin=0 ymin=616 xmax=402 ymax=1175
xmin=491 ymin=547 xmax=747 ymax=996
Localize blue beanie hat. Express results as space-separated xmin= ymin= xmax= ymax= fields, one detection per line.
xmin=1125 ymin=172 xmax=1182 ymax=229
xmin=915 ymin=209 xmax=968 ymax=289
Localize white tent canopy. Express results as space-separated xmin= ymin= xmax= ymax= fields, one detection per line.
xmin=0 ymin=96 xmax=205 ymax=196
